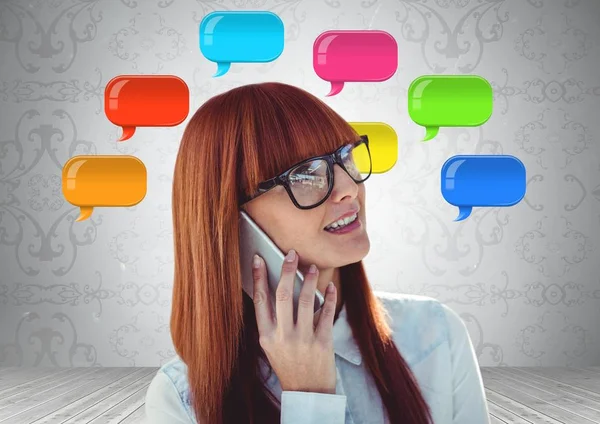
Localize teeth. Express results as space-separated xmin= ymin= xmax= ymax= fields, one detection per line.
xmin=325 ymin=213 xmax=357 ymax=230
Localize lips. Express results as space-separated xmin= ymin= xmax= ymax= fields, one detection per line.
xmin=324 ymin=215 xmax=361 ymax=234
xmin=323 ymin=207 xmax=360 ymax=229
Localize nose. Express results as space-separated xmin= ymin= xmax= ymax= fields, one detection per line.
xmin=329 ymin=164 xmax=359 ymax=203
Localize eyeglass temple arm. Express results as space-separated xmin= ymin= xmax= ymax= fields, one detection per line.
xmin=242 ymin=177 xmax=278 ymax=203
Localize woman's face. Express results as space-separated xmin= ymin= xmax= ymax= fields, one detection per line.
xmin=241 ymin=162 xmax=370 ymax=271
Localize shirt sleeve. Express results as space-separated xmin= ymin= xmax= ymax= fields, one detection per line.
xmin=280 ymin=391 xmax=347 ymax=424
xmin=145 ymin=371 xmax=194 ymax=424
xmin=441 ymin=303 xmax=491 ymax=424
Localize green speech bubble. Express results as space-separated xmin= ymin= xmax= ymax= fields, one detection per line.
xmin=408 ymin=75 xmax=493 ymax=142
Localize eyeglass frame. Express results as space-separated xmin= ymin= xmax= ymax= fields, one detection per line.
xmin=239 ymin=134 xmax=372 ymax=210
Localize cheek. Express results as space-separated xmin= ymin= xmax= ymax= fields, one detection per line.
xmin=359 ymin=187 xmax=366 ymax=213
xmin=271 ymin=217 xmax=318 ymax=251
xmin=291 ymin=219 xmax=326 ymax=251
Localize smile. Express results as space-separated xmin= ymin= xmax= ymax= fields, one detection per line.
xmin=324 ymin=212 xmax=358 ymax=231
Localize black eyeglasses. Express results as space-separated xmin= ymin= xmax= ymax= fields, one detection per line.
xmin=240 ymin=135 xmax=372 ymax=210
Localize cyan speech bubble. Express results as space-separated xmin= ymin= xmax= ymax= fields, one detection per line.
xmin=199 ymin=11 xmax=284 ymax=77
xmin=441 ymin=155 xmax=526 ymax=222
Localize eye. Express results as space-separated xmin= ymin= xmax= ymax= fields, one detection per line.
xmin=289 ymin=160 xmax=328 ymax=189
xmin=289 ymin=174 xmax=327 ymax=188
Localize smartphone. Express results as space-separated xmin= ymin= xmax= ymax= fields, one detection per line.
xmin=239 ymin=210 xmax=325 ymax=325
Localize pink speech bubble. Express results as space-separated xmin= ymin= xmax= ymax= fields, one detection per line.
xmin=313 ymin=30 xmax=398 ymax=97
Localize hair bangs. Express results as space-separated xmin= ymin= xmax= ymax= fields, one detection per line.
xmin=232 ymin=83 xmax=359 ymax=202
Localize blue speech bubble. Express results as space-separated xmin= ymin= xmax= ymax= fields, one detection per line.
xmin=441 ymin=155 xmax=526 ymax=222
xmin=199 ymin=11 xmax=285 ymax=77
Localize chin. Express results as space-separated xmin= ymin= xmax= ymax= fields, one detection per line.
xmin=318 ymin=240 xmax=370 ymax=269
xmin=341 ymin=238 xmax=370 ymax=267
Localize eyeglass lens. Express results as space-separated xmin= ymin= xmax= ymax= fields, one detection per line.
xmin=288 ymin=141 xmax=370 ymax=207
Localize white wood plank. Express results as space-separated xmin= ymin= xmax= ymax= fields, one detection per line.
xmin=487 ymin=399 xmax=536 ymax=423
xmin=117 ymin=404 xmax=146 ymax=424
xmin=482 ymin=369 xmax=597 ymax=423
xmin=483 ymin=388 xmax=565 ymax=424
xmin=486 ymin=368 xmax=600 ymax=422
xmin=0 ymin=368 xmax=106 ymax=423
xmin=502 ymin=368 xmax=600 ymax=403
xmin=574 ymin=367 xmax=600 ymax=375
xmin=0 ymin=368 xmax=78 ymax=400
xmin=0 ymin=367 xmax=71 ymax=391
xmin=61 ymin=372 xmax=155 ymax=423
xmin=516 ymin=367 xmax=600 ymax=394
xmin=30 ymin=368 xmax=154 ymax=424
xmin=500 ymin=367 xmax=600 ymax=410
xmin=85 ymin=375 xmax=153 ymax=424
xmin=16 ymin=368 xmax=135 ymax=423
xmin=0 ymin=367 xmax=97 ymax=408
xmin=0 ymin=368 xmax=23 ymax=377
xmin=0 ymin=367 xmax=29 ymax=378
xmin=490 ymin=414 xmax=508 ymax=424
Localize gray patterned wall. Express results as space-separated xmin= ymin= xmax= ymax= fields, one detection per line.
xmin=0 ymin=0 xmax=599 ymax=368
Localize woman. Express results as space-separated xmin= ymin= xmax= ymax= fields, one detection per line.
xmin=145 ymin=82 xmax=490 ymax=424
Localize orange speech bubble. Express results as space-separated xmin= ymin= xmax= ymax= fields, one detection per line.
xmin=105 ymin=75 xmax=189 ymax=141
xmin=62 ymin=155 xmax=147 ymax=222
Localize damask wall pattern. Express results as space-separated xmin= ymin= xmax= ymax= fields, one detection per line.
xmin=0 ymin=0 xmax=599 ymax=368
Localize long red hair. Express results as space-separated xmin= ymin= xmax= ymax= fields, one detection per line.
xmin=171 ymin=82 xmax=433 ymax=424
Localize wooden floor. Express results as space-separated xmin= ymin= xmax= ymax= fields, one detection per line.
xmin=1 ymin=367 xmax=600 ymax=423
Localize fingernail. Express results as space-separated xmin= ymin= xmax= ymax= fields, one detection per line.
xmin=253 ymin=254 xmax=261 ymax=268
xmin=308 ymin=264 xmax=316 ymax=274
xmin=285 ymin=249 xmax=296 ymax=262
xmin=326 ymin=282 xmax=335 ymax=293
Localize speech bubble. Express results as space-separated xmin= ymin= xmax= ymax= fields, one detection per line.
xmin=313 ymin=30 xmax=398 ymax=96
xmin=199 ymin=11 xmax=284 ymax=77
xmin=441 ymin=155 xmax=526 ymax=222
xmin=105 ymin=75 xmax=189 ymax=141
xmin=62 ymin=155 xmax=147 ymax=222
xmin=348 ymin=122 xmax=398 ymax=173
xmin=408 ymin=75 xmax=493 ymax=142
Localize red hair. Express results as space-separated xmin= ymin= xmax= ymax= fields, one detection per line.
xmin=171 ymin=82 xmax=434 ymax=424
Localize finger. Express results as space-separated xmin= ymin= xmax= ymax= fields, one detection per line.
xmin=275 ymin=249 xmax=297 ymax=334
xmin=315 ymin=282 xmax=337 ymax=343
xmin=296 ymin=263 xmax=319 ymax=337
xmin=252 ymin=254 xmax=275 ymax=337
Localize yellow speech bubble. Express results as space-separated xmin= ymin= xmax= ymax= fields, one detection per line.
xmin=62 ymin=155 xmax=147 ymax=221
xmin=349 ymin=122 xmax=398 ymax=173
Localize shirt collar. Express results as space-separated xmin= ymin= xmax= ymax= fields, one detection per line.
xmin=332 ymin=301 xmax=362 ymax=366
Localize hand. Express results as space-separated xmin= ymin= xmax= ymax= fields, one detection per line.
xmin=252 ymin=249 xmax=338 ymax=394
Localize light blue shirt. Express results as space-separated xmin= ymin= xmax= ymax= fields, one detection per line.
xmin=145 ymin=291 xmax=491 ymax=423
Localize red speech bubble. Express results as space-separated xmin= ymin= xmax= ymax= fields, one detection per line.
xmin=313 ymin=30 xmax=398 ymax=96
xmin=105 ymin=75 xmax=190 ymax=141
